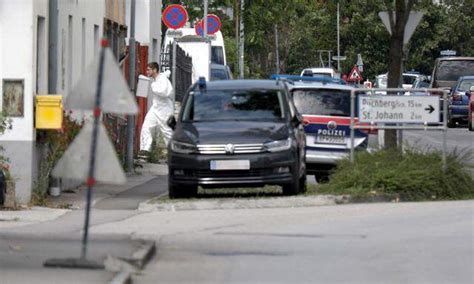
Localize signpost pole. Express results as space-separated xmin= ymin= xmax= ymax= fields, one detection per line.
xmin=350 ymin=90 xmax=356 ymax=163
xmin=442 ymin=90 xmax=448 ymax=172
xmin=337 ymin=1 xmax=340 ymax=71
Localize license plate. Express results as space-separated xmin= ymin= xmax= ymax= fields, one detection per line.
xmin=210 ymin=160 xmax=250 ymax=170
xmin=316 ymin=135 xmax=346 ymax=144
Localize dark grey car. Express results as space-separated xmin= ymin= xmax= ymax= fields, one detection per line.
xmin=167 ymin=79 xmax=306 ymax=198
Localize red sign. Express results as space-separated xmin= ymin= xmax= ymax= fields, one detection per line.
xmin=162 ymin=4 xmax=188 ymax=30
xmin=347 ymin=65 xmax=363 ymax=82
xmin=195 ymin=14 xmax=222 ymax=36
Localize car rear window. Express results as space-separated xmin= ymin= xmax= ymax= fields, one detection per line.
xmin=210 ymin=68 xmax=228 ymax=81
xmin=436 ymin=60 xmax=474 ymax=81
xmin=458 ymin=79 xmax=474 ymax=92
xmin=182 ymin=89 xmax=285 ymax=122
xmin=292 ymin=89 xmax=351 ymax=117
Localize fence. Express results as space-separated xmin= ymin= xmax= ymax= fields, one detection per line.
xmin=160 ymin=44 xmax=193 ymax=102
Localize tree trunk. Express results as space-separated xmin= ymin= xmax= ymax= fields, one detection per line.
xmin=383 ymin=0 xmax=415 ymax=149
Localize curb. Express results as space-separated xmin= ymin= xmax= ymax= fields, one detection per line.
xmin=105 ymin=240 xmax=156 ymax=275
xmin=138 ymin=195 xmax=352 ymax=212
xmin=110 ymin=271 xmax=132 ymax=284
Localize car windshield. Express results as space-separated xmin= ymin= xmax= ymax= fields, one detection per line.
xmin=458 ymin=79 xmax=474 ymax=92
xmin=403 ymin=75 xmax=418 ymax=85
xmin=292 ymin=89 xmax=351 ymax=117
xmin=312 ymin=73 xmax=332 ymax=78
xmin=182 ymin=89 xmax=285 ymax=122
xmin=436 ymin=60 xmax=474 ymax=81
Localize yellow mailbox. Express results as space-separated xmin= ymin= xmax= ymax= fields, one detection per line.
xmin=36 ymin=95 xmax=63 ymax=129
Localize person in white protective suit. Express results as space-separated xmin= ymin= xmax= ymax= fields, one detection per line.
xmin=139 ymin=62 xmax=174 ymax=155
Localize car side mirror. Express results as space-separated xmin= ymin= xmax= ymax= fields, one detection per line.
xmin=167 ymin=115 xmax=176 ymax=130
xmin=292 ymin=113 xmax=303 ymax=126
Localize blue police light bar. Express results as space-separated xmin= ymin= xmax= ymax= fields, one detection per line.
xmin=198 ymin=77 xmax=207 ymax=91
xmin=270 ymin=74 xmax=347 ymax=85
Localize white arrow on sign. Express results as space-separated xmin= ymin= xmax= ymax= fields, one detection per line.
xmin=65 ymin=48 xmax=139 ymax=114
xmin=378 ymin=11 xmax=424 ymax=44
xmin=52 ymin=121 xmax=127 ymax=184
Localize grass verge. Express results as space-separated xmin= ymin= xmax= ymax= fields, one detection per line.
xmin=317 ymin=147 xmax=474 ymax=201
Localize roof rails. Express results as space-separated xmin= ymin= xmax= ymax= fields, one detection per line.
xmin=270 ymin=74 xmax=347 ymax=85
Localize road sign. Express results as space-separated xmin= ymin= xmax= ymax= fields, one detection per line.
xmin=206 ymin=14 xmax=222 ymax=35
xmin=162 ymin=4 xmax=188 ymax=30
xmin=378 ymin=11 xmax=424 ymax=44
xmin=358 ymin=95 xmax=440 ymax=123
xmin=65 ymin=48 xmax=138 ymax=114
xmin=356 ymin=53 xmax=364 ymax=72
xmin=195 ymin=20 xmax=204 ymax=36
xmin=440 ymin=49 xmax=456 ymax=56
xmin=347 ymin=65 xmax=363 ymax=82
xmin=332 ymin=56 xmax=346 ymax=61
xmin=195 ymin=14 xmax=222 ymax=36
xmin=52 ymin=121 xmax=127 ymax=184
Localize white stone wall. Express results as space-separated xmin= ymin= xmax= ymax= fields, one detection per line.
xmin=125 ymin=0 xmax=162 ymax=62
xmin=55 ymin=0 xmax=105 ymax=97
xmin=0 ymin=0 xmax=49 ymax=204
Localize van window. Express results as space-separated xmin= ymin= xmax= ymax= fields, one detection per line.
xmin=436 ymin=60 xmax=474 ymax=81
xmin=211 ymin=46 xmax=224 ymax=65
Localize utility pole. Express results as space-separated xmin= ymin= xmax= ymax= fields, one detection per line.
xmin=204 ymin=0 xmax=211 ymax=80
xmin=126 ymin=0 xmax=136 ymax=173
xmin=239 ymin=0 xmax=245 ymax=79
xmin=274 ymin=24 xmax=279 ymax=74
xmin=337 ymin=1 xmax=341 ymax=71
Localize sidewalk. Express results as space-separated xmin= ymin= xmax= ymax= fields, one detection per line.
xmin=0 ymin=163 xmax=167 ymax=228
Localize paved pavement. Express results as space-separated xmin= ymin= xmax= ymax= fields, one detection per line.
xmin=0 ymin=163 xmax=168 ymax=228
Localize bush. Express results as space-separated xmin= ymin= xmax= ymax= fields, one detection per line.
xmin=318 ymin=147 xmax=474 ymax=201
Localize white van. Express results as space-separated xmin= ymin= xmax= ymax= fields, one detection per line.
xmin=163 ymin=28 xmax=227 ymax=66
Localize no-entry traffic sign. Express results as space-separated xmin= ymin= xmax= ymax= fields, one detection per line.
xmin=162 ymin=4 xmax=188 ymax=30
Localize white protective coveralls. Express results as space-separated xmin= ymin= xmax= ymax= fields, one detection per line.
xmin=140 ymin=72 xmax=174 ymax=151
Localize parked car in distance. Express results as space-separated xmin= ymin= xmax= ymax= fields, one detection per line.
xmin=468 ymin=86 xmax=474 ymax=131
xmin=430 ymin=57 xmax=474 ymax=90
xmin=210 ymin=63 xmax=233 ymax=81
xmin=278 ymin=75 xmax=375 ymax=182
xmin=167 ymin=79 xmax=306 ymax=198
xmin=300 ymin=67 xmax=340 ymax=78
xmin=446 ymin=76 xmax=474 ymax=127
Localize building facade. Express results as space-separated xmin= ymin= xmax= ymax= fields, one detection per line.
xmin=0 ymin=0 xmax=128 ymax=205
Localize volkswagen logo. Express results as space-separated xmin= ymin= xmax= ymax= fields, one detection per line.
xmin=225 ymin=144 xmax=235 ymax=154
xmin=327 ymin=121 xmax=337 ymax=130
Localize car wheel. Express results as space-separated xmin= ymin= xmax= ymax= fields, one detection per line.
xmin=314 ymin=173 xmax=330 ymax=183
xmin=447 ymin=114 xmax=456 ymax=128
xmin=168 ymin=179 xmax=198 ymax=199
xmin=282 ymin=166 xmax=301 ymax=196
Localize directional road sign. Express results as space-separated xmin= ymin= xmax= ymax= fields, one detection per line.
xmin=358 ymin=95 xmax=440 ymax=123
xmin=332 ymin=56 xmax=347 ymax=61
xmin=347 ymin=65 xmax=363 ymax=82
xmin=162 ymin=4 xmax=188 ymax=30
xmin=378 ymin=11 xmax=424 ymax=44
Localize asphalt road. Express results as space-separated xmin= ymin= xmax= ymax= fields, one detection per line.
xmin=89 ymin=200 xmax=474 ymax=284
